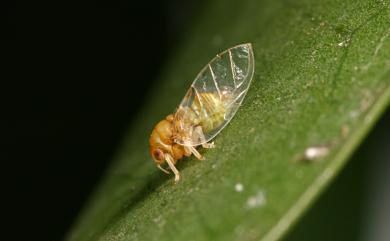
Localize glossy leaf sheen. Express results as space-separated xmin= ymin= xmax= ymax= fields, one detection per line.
xmin=66 ymin=0 xmax=390 ymax=241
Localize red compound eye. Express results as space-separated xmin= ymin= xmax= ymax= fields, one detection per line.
xmin=153 ymin=149 xmax=164 ymax=161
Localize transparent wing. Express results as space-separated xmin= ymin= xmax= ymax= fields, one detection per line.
xmin=174 ymin=43 xmax=255 ymax=146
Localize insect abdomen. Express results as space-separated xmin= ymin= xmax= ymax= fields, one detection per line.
xmin=192 ymin=92 xmax=227 ymax=133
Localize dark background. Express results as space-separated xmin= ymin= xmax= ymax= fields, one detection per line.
xmin=4 ymin=2 xmax=389 ymax=241
xmin=4 ymin=1 xmax=202 ymax=241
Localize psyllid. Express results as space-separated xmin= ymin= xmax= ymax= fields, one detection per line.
xmin=150 ymin=43 xmax=255 ymax=182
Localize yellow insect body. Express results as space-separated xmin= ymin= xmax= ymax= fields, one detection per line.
xmin=174 ymin=92 xmax=227 ymax=143
xmin=191 ymin=92 xmax=227 ymax=133
xmin=150 ymin=43 xmax=254 ymax=182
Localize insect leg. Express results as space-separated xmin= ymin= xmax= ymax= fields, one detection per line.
xmin=202 ymin=142 xmax=215 ymax=148
xmin=183 ymin=146 xmax=192 ymax=156
xmin=185 ymin=146 xmax=205 ymax=160
xmin=164 ymin=153 xmax=180 ymax=182
xmin=194 ymin=126 xmax=215 ymax=149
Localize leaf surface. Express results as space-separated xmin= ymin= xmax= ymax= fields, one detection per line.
xmin=66 ymin=0 xmax=390 ymax=240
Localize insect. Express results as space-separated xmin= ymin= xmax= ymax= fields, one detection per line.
xmin=149 ymin=43 xmax=254 ymax=182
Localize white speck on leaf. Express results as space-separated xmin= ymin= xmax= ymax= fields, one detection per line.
xmin=303 ymin=145 xmax=329 ymax=161
xmin=247 ymin=190 xmax=266 ymax=208
xmin=349 ymin=110 xmax=359 ymax=119
xmin=337 ymin=40 xmax=349 ymax=47
xmin=152 ymin=215 xmax=166 ymax=228
xmin=235 ymin=183 xmax=244 ymax=192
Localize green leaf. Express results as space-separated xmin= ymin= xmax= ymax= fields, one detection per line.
xmin=66 ymin=0 xmax=390 ymax=240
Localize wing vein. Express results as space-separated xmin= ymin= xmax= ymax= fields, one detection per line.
xmin=193 ymin=87 xmax=204 ymax=108
xmin=208 ymin=64 xmax=222 ymax=99
xmin=228 ymin=50 xmax=238 ymax=88
xmin=227 ymin=89 xmax=247 ymax=108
